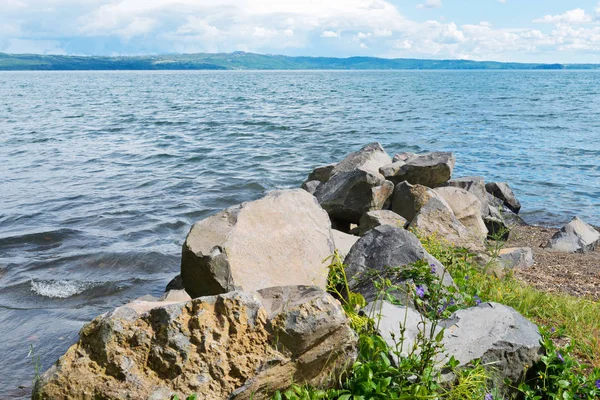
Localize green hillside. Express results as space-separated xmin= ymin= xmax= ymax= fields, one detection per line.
xmin=0 ymin=51 xmax=598 ymax=71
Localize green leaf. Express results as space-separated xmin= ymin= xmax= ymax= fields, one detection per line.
xmin=557 ymin=379 xmax=570 ymax=388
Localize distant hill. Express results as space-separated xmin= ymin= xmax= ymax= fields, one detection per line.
xmin=1 ymin=52 xmax=599 ymax=71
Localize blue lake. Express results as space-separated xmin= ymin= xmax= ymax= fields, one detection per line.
xmin=0 ymin=70 xmax=599 ymax=396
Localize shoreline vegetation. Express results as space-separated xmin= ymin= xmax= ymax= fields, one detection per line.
xmin=31 ymin=143 xmax=599 ymax=399
xmin=3 ymin=51 xmax=600 ymax=71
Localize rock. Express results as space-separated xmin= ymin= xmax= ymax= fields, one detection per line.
xmin=392 ymin=152 xmax=415 ymax=163
xmin=409 ymin=197 xmax=484 ymax=252
xmin=314 ymin=169 xmax=394 ymax=224
xmin=432 ymin=187 xmax=488 ymax=240
xmin=358 ymin=210 xmax=407 ymax=235
xmin=484 ymin=216 xmax=509 ymax=241
xmin=301 ymin=180 xmax=321 ymax=195
xmin=331 ymin=229 xmax=359 ymax=258
xmin=160 ymin=289 xmax=192 ymax=303
xmin=498 ymin=247 xmax=534 ymax=269
xmin=181 ymin=189 xmax=334 ymax=298
xmin=363 ymin=301 xmax=440 ymax=361
xmin=441 ymin=302 xmax=542 ymax=387
xmin=544 ymin=216 xmax=600 ymax=253
xmin=165 ymin=274 xmax=184 ymax=292
xmin=444 ymin=176 xmax=488 ymax=215
xmin=234 ymin=286 xmax=358 ymax=398
xmin=390 ymin=181 xmax=436 ymax=223
xmin=380 ymin=152 xmax=455 ymax=187
xmin=362 ymin=301 xmax=542 ymax=389
xmin=306 ymin=164 xmax=336 ymax=183
xmin=344 ymin=225 xmax=455 ymax=302
xmin=330 ymin=142 xmax=392 ymax=178
xmin=485 ymin=182 xmax=521 ymax=214
xmin=33 ymin=286 xmax=357 ymax=400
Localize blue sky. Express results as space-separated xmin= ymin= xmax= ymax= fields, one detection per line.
xmin=2 ymin=0 xmax=600 ymax=63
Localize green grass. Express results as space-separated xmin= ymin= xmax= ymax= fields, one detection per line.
xmin=421 ymin=234 xmax=600 ymax=369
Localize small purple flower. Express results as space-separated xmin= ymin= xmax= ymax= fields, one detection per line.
xmin=465 ymin=275 xmax=469 ymax=280
xmin=551 ymin=327 xmax=556 ymax=333
xmin=595 ymin=379 xmax=600 ymax=389
xmin=474 ymin=295 xmax=481 ymax=305
xmin=557 ymin=352 xmax=564 ymax=362
xmin=416 ymin=286 xmax=425 ymax=298
xmin=430 ymin=266 xmax=436 ymax=274
xmin=485 ymin=393 xmax=493 ymax=400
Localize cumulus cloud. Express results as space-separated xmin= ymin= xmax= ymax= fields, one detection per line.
xmin=533 ymin=8 xmax=593 ymax=24
xmin=417 ymin=0 xmax=443 ymax=9
xmin=1 ymin=0 xmax=600 ymax=62
xmin=321 ymin=31 xmax=339 ymax=38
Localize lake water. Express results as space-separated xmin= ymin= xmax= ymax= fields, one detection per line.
xmin=1 ymin=70 xmax=599 ymax=397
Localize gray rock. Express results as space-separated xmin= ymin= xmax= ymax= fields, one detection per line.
xmin=314 ymin=169 xmax=394 ymax=224
xmin=363 ymin=301 xmax=441 ymax=361
xmin=444 ymin=176 xmax=488 ymax=215
xmin=34 ymin=287 xmax=357 ymax=400
xmin=485 ymin=182 xmax=522 ymax=214
xmin=390 ymin=181 xmax=437 ymax=223
xmin=181 ymin=189 xmax=334 ymax=298
xmin=432 ymin=187 xmax=488 ymax=240
xmin=498 ymin=247 xmax=534 ymax=269
xmin=344 ymin=225 xmax=455 ymax=302
xmin=358 ymin=210 xmax=407 ymax=235
xmin=380 ymin=152 xmax=456 ymax=187
xmin=301 ymin=180 xmax=321 ymax=195
xmin=392 ymin=152 xmax=416 ymax=163
xmin=306 ymin=163 xmax=336 ymax=183
xmin=165 ymin=274 xmax=184 ymax=292
xmin=330 ymin=142 xmax=392 ymax=178
xmin=409 ymin=197 xmax=484 ymax=252
xmin=441 ymin=302 xmax=542 ymax=388
xmin=332 ymin=229 xmax=360 ymax=258
xmin=484 ymin=211 xmax=510 ymax=240
xmin=544 ymin=216 xmax=600 ymax=253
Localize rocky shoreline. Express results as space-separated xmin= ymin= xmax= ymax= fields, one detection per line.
xmin=32 ymin=143 xmax=600 ymax=399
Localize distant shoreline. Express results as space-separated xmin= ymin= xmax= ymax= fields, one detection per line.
xmin=2 ymin=51 xmax=600 ymax=71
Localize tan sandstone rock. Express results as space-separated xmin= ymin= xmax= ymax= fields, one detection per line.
xmin=33 ymin=286 xmax=357 ymax=400
xmin=432 ymin=186 xmax=488 ymax=240
xmin=181 ymin=189 xmax=334 ymax=298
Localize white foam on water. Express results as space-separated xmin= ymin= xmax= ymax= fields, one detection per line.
xmin=30 ymin=279 xmax=91 ymax=299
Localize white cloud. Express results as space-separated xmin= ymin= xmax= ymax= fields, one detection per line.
xmin=1 ymin=0 xmax=600 ymax=62
xmin=417 ymin=0 xmax=442 ymax=9
xmin=533 ymin=8 xmax=593 ymax=24
xmin=320 ymin=31 xmax=339 ymax=38
xmin=498 ymin=0 xmax=506 ymax=3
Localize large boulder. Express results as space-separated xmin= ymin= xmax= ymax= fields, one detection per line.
xmin=498 ymin=247 xmax=534 ymax=269
xmin=409 ymin=197 xmax=484 ymax=251
xmin=358 ymin=210 xmax=407 ymax=235
xmin=314 ymin=169 xmax=394 ymax=224
xmin=364 ymin=301 xmax=542 ymax=389
xmin=390 ymin=181 xmax=436 ymax=223
xmin=33 ymin=286 xmax=357 ymax=400
xmin=380 ymin=152 xmax=455 ymax=187
xmin=330 ymin=142 xmax=392 ymax=178
xmin=544 ymin=216 xmax=600 ymax=253
xmin=331 ymin=229 xmax=359 ymax=259
xmin=181 ymin=189 xmax=334 ymax=298
xmin=432 ymin=187 xmax=488 ymax=240
xmin=485 ymin=182 xmax=521 ymax=214
xmin=441 ymin=302 xmax=542 ymax=387
xmin=343 ymin=225 xmax=455 ymax=302
xmin=443 ymin=176 xmax=488 ymax=215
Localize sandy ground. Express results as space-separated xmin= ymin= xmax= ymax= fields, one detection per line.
xmin=504 ymin=225 xmax=600 ymax=300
